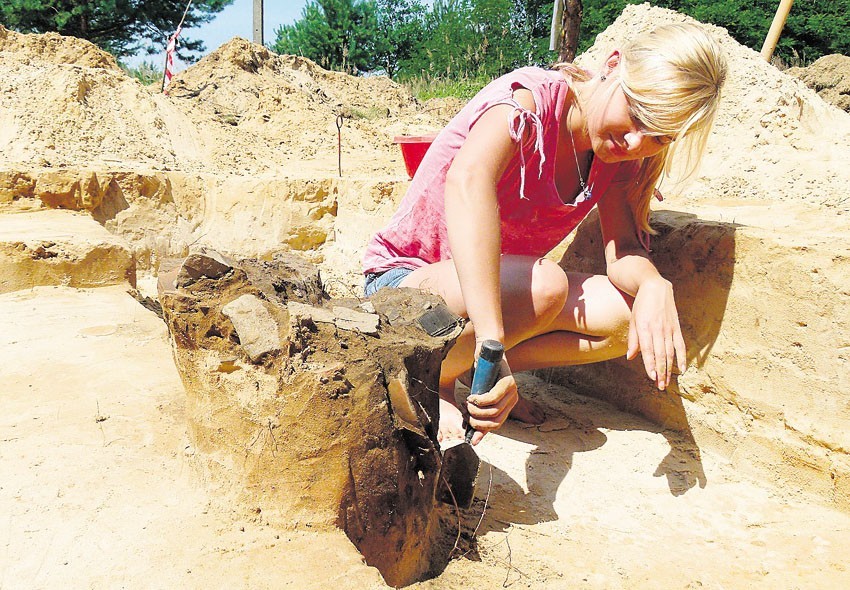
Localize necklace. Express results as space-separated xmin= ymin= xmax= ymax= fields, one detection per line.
xmin=567 ymin=105 xmax=592 ymax=204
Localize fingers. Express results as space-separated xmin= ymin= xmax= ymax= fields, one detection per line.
xmin=466 ymin=374 xmax=518 ymax=437
xmin=638 ymin=316 xmax=688 ymax=390
xmin=629 ymin=279 xmax=690 ymax=391
xmin=470 ymin=430 xmax=485 ymax=445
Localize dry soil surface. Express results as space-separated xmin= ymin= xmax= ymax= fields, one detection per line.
xmin=3 ymin=4 xmax=850 ymax=589
xmin=2 ymin=285 xmax=849 ymax=589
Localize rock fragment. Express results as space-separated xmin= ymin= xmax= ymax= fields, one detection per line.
xmin=175 ymin=248 xmax=233 ymax=286
xmin=221 ymin=294 xmax=280 ymax=362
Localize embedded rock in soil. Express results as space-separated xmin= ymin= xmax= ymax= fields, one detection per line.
xmin=158 ymin=250 xmax=459 ymax=586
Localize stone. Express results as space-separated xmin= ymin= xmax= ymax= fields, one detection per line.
xmin=175 ymin=248 xmax=234 ymax=287
xmin=221 ymin=294 xmax=280 ymax=362
xmin=332 ymin=305 xmax=379 ymax=335
xmin=287 ymin=300 xmax=336 ymax=325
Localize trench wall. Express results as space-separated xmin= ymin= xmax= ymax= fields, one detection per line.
xmin=4 ymin=167 xmax=847 ymax=513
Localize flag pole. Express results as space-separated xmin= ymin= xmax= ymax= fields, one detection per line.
xmin=162 ymin=0 xmax=194 ymax=93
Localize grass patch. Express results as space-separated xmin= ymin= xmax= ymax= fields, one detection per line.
xmin=399 ymin=75 xmax=489 ymax=101
xmin=121 ymin=60 xmax=164 ymax=86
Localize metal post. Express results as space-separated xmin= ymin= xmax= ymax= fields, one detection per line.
xmin=253 ymin=0 xmax=264 ymax=45
xmin=550 ymin=0 xmax=564 ymax=52
xmin=550 ymin=0 xmax=583 ymax=63
xmin=760 ymin=0 xmax=794 ymax=62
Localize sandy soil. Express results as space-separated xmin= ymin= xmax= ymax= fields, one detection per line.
xmin=788 ymin=54 xmax=850 ymax=112
xmin=2 ymin=285 xmax=849 ymax=589
xmin=2 ymin=4 xmax=850 ymax=588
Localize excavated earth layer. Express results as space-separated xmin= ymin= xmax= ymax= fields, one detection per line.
xmin=157 ymin=250 xmax=464 ymax=586
xmin=2 ymin=3 xmax=850 ymax=587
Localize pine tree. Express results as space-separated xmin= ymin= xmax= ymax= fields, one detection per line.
xmin=0 ymin=0 xmax=233 ymax=60
xmin=272 ymin=0 xmax=380 ymax=75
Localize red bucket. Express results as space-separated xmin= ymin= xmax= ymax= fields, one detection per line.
xmin=394 ymin=134 xmax=438 ymax=179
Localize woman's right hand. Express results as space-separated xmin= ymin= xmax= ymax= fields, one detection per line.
xmin=465 ymin=357 xmax=518 ymax=445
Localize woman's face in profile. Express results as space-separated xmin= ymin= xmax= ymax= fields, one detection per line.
xmin=587 ymin=78 xmax=672 ymax=163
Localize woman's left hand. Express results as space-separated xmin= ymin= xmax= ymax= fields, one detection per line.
xmin=626 ymin=277 xmax=687 ymax=390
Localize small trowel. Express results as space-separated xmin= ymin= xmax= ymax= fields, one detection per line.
xmin=436 ymin=339 xmax=504 ymax=508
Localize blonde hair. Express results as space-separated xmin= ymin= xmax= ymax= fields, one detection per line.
xmin=557 ymin=23 xmax=727 ymax=236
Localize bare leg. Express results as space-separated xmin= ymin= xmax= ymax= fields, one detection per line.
xmin=506 ymin=272 xmax=634 ymax=370
xmin=401 ymin=257 xmax=633 ymax=441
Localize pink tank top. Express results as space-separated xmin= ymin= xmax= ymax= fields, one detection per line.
xmin=363 ymin=67 xmax=639 ymax=275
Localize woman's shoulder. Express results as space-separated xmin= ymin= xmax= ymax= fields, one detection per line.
xmin=473 ymin=67 xmax=567 ymax=116
xmin=496 ymin=66 xmax=566 ymax=89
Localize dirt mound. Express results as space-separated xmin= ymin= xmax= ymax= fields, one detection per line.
xmin=165 ymin=38 xmax=452 ymax=176
xmin=787 ymin=54 xmax=850 ymax=112
xmin=0 ymin=24 xmax=119 ymax=70
xmin=0 ymin=40 xmax=178 ymax=171
xmin=0 ymin=32 xmax=454 ymax=178
xmin=577 ymin=4 xmax=850 ymax=211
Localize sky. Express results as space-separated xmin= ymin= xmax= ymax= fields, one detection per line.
xmin=128 ymin=0 xmax=308 ymax=69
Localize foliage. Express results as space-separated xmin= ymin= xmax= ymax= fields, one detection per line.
xmin=0 ymin=0 xmax=233 ymax=61
xmin=399 ymin=0 xmax=546 ymax=79
xmin=272 ymin=0 xmax=380 ymax=75
xmin=273 ymin=0 xmax=558 ymax=82
xmin=373 ymin=0 xmax=428 ymax=77
xmin=273 ymin=0 xmax=849 ymax=93
xmin=579 ymin=0 xmax=850 ymax=64
xmin=121 ymin=59 xmax=163 ymax=85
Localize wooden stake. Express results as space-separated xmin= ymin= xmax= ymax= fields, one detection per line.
xmin=760 ymin=0 xmax=794 ymax=62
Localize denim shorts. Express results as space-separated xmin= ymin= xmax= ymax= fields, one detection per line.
xmin=363 ymin=267 xmax=415 ymax=297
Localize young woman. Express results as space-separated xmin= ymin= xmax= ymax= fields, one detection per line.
xmin=363 ymin=23 xmax=727 ymax=444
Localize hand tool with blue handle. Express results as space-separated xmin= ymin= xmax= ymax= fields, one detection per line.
xmin=436 ymin=339 xmax=504 ymax=508
xmin=464 ymin=339 xmax=504 ymax=442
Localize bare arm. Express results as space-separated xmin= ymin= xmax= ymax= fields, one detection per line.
xmin=597 ymin=184 xmax=687 ymax=389
xmin=444 ymin=90 xmax=536 ymax=346
xmin=444 ymin=90 xmax=536 ymax=441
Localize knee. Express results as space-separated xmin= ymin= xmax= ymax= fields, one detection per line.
xmin=530 ymin=259 xmax=569 ymax=321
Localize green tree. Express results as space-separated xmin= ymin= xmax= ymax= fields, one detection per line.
xmin=273 ymin=0 xmax=380 ymax=75
xmin=402 ymin=0 xmax=535 ymax=79
xmin=578 ymin=0 xmax=850 ymax=64
xmin=512 ymin=0 xmax=555 ymax=64
xmin=0 ymin=0 xmax=233 ymax=60
xmin=374 ymin=0 xmax=428 ymax=76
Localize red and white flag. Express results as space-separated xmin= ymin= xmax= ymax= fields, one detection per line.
xmin=163 ymin=25 xmax=183 ymax=93
xmin=162 ymin=1 xmax=192 ymax=93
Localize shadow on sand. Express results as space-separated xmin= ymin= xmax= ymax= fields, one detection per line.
xmin=453 ymin=209 xmax=739 ymax=547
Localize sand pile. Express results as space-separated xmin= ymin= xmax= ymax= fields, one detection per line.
xmin=788 ymin=54 xmax=850 ymax=112
xmin=0 ymin=31 xmax=452 ymax=178
xmin=0 ymin=28 xmax=179 ymax=171
xmin=165 ymin=38 xmax=450 ymax=176
xmin=578 ymin=5 xmax=850 ymax=212
xmin=0 ymin=24 xmax=120 ymax=70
